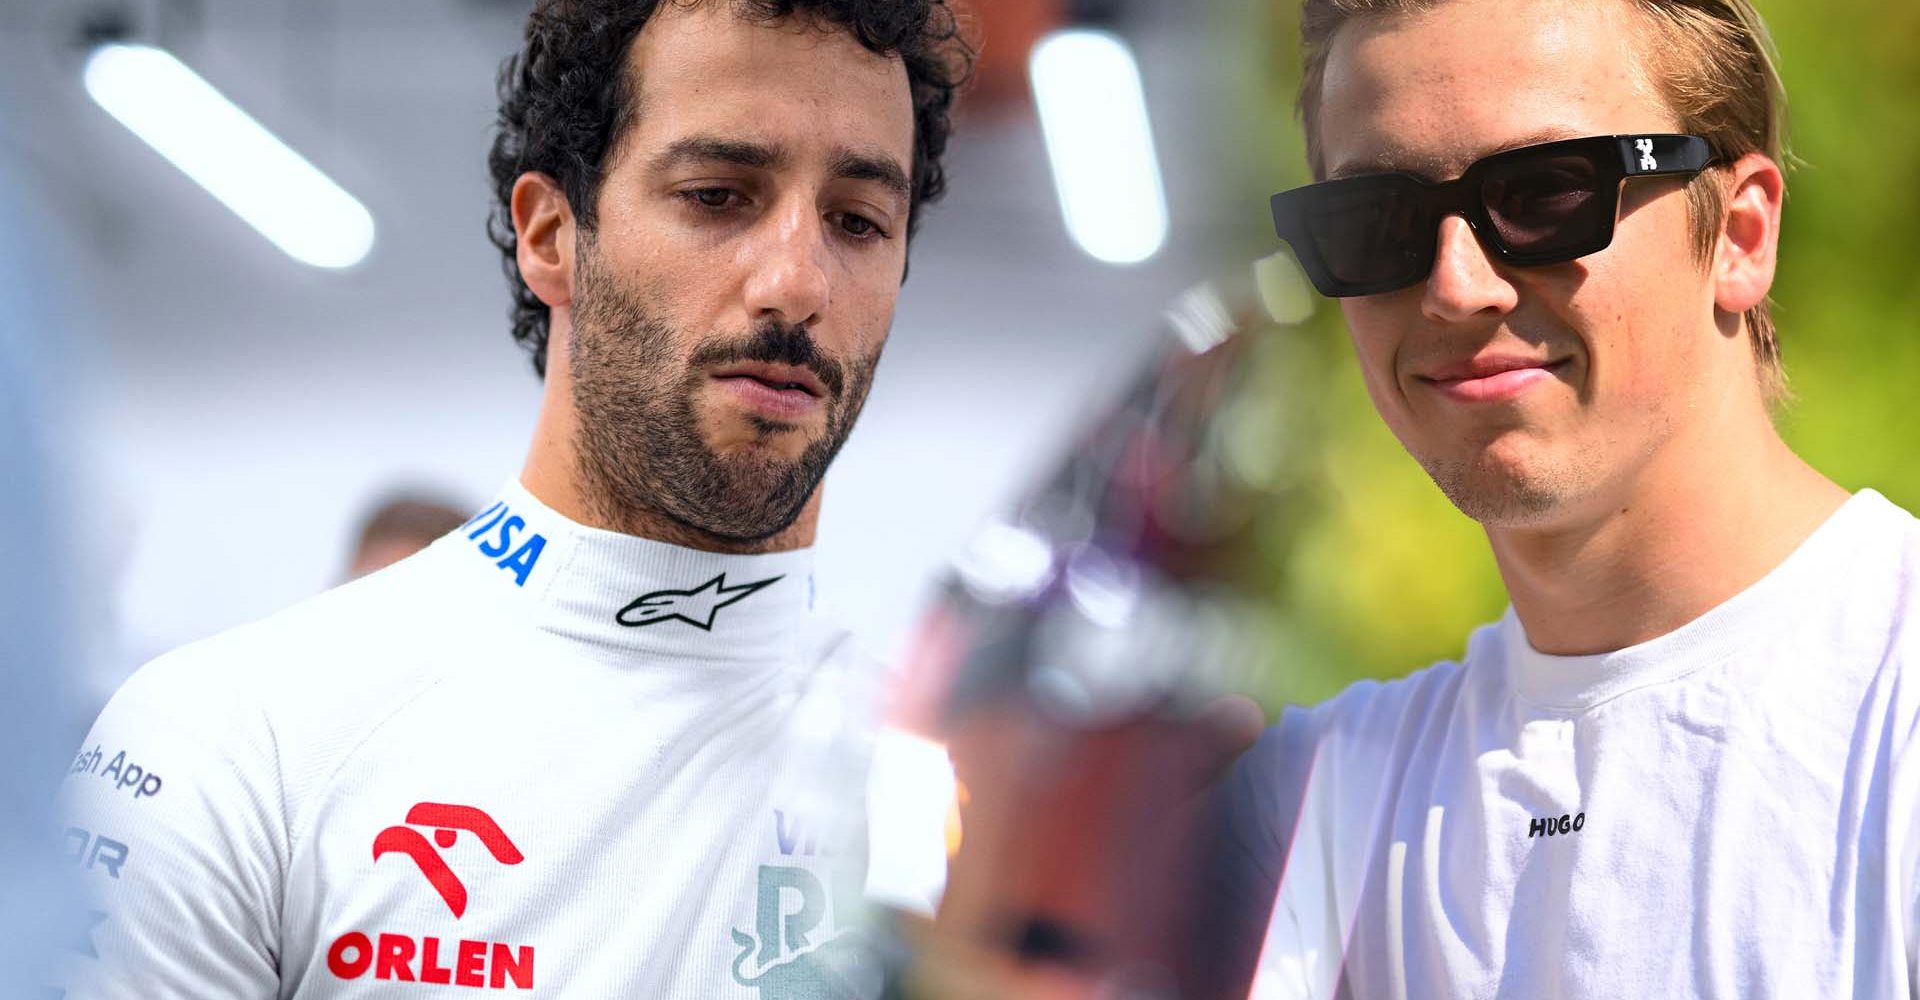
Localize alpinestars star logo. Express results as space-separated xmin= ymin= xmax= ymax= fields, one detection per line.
xmin=372 ymin=803 xmax=524 ymax=918
xmin=616 ymin=573 xmax=783 ymax=630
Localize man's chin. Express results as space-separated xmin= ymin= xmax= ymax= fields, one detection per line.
xmin=1420 ymin=449 xmax=1584 ymax=529
xmin=670 ymin=450 xmax=822 ymax=534
xmin=700 ymin=406 xmax=827 ymax=456
xmin=653 ymin=483 xmax=813 ymax=545
xmin=701 ymin=433 xmax=818 ymax=468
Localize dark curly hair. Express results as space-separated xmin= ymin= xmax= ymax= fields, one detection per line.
xmin=488 ymin=0 xmax=974 ymax=377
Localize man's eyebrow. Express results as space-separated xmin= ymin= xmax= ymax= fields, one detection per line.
xmin=1327 ymin=125 xmax=1588 ymax=181
xmin=650 ymin=136 xmax=787 ymax=174
xmin=828 ymin=150 xmax=912 ymax=203
xmin=646 ymin=138 xmax=910 ymax=203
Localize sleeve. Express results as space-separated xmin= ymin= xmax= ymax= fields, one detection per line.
xmin=1903 ymin=674 xmax=1920 ymax=996
xmin=1211 ymin=687 xmax=1409 ymax=1000
xmin=53 ymin=652 xmax=286 ymax=999
xmin=1196 ymin=706 xmax=1324 ymax=1000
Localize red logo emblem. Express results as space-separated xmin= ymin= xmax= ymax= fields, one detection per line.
xmin=372 ymin=803 xmax=523 ymax=918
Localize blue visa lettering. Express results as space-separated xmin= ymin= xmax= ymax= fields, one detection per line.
xmin=467 ymin=504 xmax=547 ymax=587
xmin=497 ymin=534 xmax=546 ymax=587
xmin=466 ymin=503 xmax=508 ymax=540
xmin=479 ymin=515 xmax=525 ymax=558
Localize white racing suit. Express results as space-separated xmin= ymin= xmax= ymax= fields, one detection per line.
xmin=56 ymin=481 xmax=876 ymax=999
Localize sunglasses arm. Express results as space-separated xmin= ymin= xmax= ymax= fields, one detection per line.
xmin=1618 ymin=134 xmax=1714 ymax=177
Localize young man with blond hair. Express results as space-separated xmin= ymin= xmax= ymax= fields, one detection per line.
xmin=1226 ymin=0 xmax=1920 ymax=995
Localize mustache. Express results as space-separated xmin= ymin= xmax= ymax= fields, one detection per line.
xmin=689 ymin=322 xmax=847 ymax=399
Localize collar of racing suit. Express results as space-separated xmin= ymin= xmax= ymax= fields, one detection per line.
xmin=443 ymin=478 xmax=820 ymax=666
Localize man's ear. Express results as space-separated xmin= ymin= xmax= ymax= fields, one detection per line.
xmin=1713 ymin=150 xmax=1784 ymax=317
xmin=512 ymin=172 xmax=577 ymax=308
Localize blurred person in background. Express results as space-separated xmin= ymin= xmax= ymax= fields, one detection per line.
xmin=59 ymin=0 xmax=970 ymax=996
xmin=342 ymin=490 xmax=471 ymax=580
xmin=1226 ymin=0 xmax=1920 ymax=996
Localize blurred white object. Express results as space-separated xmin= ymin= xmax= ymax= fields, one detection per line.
xmin=1030 ymin=29 xmax=1169 ymax=266
xmin=84 ymin=43 xmax=376 ymax=270
xmin=864 ymin=727 xmax=959 ymax=915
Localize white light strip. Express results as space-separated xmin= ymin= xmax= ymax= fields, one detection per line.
xmin=1029 ymin=29 xmax=1169 ymax=266
xmin=84 ymin=44 xmax=375 ymax=270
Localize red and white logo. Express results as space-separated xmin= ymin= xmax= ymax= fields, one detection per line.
xmin=329 ymin=802 xmax=536 ymax=990
xmin=372 ymin=802 xmax=524 ymax=917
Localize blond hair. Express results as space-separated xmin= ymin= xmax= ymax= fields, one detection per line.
xmin=1297 ymin=0 xmax=1789 ymax=403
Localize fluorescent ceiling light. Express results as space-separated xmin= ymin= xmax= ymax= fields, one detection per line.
xmin=83 ymin=44 xmax=375 ymax=270
xmin=1029 ymin=29 xmax=1169 ymax=266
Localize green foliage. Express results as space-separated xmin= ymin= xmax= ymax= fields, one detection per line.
xmin=1765 ymin=1 xmax=1920 ymax=504
xmin=1241 ymin=0 xmax=1920 ymax=710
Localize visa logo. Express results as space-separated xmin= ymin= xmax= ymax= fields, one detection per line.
xmin=463 ymin=501 xmax=548 ymax=587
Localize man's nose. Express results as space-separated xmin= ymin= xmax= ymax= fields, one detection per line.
xmin=742 ymin=200 xmax=831 ymax=329
xmin=1420 ymin=215 xmax=1518 ymax=323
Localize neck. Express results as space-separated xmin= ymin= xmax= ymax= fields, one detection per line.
xmin=1487 ymin=392 xmax=1847 ymax=656
xmin=450 ymin=479 xmax=818 ymax=663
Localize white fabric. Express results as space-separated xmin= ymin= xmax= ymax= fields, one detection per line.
xmin=1227 ymin=489 xmax=1920 ymax=999
xmin=55 ymin=480 xmax=876 ymax=999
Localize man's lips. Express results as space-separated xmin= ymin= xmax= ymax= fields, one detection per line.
xmin=710 ymin=361 xmax=828 ymax=399
xmin=1416 ymin=356 xmax=1570 ymax=404
xmin=710 ymin=362 xmax=828 ymax=422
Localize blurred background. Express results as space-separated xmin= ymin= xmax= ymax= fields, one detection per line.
xmin=0 ymin=0 xmax=1915 ymax=734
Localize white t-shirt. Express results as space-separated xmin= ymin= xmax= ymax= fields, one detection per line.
xmin=1224 ymin=489 xmax=1920 ymax=999
xmin=54 ymin=481 xmax=878 ymax=999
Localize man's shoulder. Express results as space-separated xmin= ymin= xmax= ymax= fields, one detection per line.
xmin=1851 ymin=490 xmax=1920 ymax=692
xmin=59 ymin=545 xmax=499 ymax=998
xmin=1843 ymin=488 xmax=1920 ymax=570
xmin=1233 ymin=620 xmax=1504 ymax=818
xmin=1873 ymin=489 xmax=1920 ymax=590
xmin=100 ymin=544 xmax=482 ymax=755
xmin=1219 ymin=624 xmax=1505 ymax=887
xmin=1287 ymin=619 xmax=1503 ymax=748
xmin=1881 ymin=492 xmax=1920 ymax=634
xmin=1821 ymin=489 xmax=1920 ymax=654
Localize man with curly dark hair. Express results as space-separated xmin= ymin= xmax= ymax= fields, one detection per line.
xmin=58 ymin=2 xmax=971 ymax=997
xmin=493 ymin=0 xmax=965 ymax=550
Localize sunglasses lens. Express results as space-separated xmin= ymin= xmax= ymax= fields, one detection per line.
xmin=1301 ymin=181 xmax=1429 ymax=292
xmin=1276 ymin=137 xmax=1654 ymax=295
xmin=1480 ymin=153 xmax=1610 ymax=258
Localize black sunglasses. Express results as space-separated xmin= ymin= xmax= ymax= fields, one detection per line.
xmin=1270 ymin=134 xmax=1714 ymax=298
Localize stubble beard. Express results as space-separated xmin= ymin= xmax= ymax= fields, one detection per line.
xmin=1424 ymin=457 xmax=1566 ymax=527
xmin=566 ymin=250 xmax=880 ymax=547
xmin=1411 ymin=390 xmax=1679 ymax=530
xmin=1414 ymin=437 xmax=1595 ymax=530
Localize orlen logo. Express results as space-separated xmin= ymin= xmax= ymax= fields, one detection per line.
xmin=328 ymin=803 xmax=536 ymax=990
xmin=373 ymin=803 xmax=524 ymax=917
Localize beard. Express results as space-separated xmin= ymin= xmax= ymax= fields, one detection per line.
xmin=1412 ymin=429 xmax=1607 ymax=529
xmin=1421 ymin=453 xmax=1574 ymax=526
xmin=566 ymin=248 xmax=881 ymax=544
